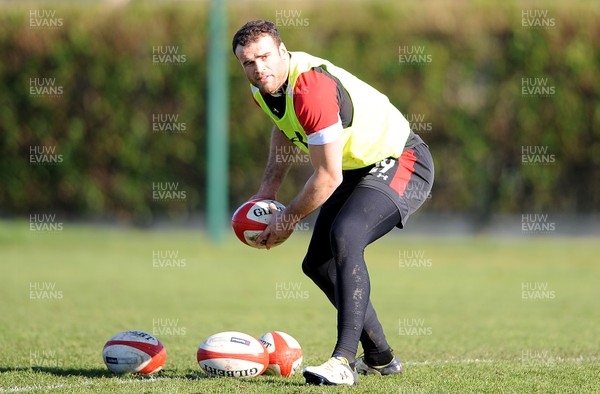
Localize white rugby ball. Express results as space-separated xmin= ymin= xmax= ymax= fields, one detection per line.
xmin=197 ymin=331 xmax=269 ymax=378
xmin=259 ymin=331 xmax=303 ymax=377
xmin=102 ymin=330 xmax=166 ymax=374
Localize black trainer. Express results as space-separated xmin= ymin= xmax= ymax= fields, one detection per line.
xmin=355 ymin=356 xmax=404 ymax=376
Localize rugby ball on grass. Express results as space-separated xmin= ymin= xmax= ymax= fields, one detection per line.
xmin=231 ymin=199 xmax=286 ymax=248
xmin=197 ymin=331 xmax=269 ymax=378
xmin=102 ymin=330 xmax=166 ymax=374
xmin=259 ymin=331 xmax=303 ymax=377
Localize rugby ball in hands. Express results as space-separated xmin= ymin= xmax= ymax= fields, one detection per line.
xmin=102 ymin=330 xmax=166 ymax=374
xmin=259 ymin=331 xmax=303 ymax=377
xmin=231 ymin=199 xmax=286 ymax=248
xmin=197 ymin=331 xmax=269 ymax=378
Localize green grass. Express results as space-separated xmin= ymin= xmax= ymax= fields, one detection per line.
xmin=0 ymin=221 xmax=598 ymax=393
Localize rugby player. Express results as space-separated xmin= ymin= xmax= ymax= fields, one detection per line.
xmin=232 ymin=20 xmax=434 ymax=386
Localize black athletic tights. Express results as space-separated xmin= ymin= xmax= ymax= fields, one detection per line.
xmin=301 ymin=168 xmax=401 ymax=364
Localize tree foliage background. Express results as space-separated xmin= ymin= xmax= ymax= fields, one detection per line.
xmin=0 ymin=1 xmax=598 ymax=225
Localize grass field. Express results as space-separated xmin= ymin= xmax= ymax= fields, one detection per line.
xmin=0 ymin=220 xmax=598 ymax=393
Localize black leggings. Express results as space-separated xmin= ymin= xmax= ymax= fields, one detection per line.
xmin=302 ymin=139 xmax=434 ymax=363
xmin=302 ymin=169 xmax=401 ymax=363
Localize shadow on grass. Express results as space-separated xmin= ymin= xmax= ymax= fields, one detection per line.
xmin=0 ymin=367 xmax=211 ymax=381
xmin=242 ymin=375 xmax=308 ymax=388
xmin=0 ymin=367 xmax=307 ymax=388
xmin=0 ymin=367 xmax=111 ymax=378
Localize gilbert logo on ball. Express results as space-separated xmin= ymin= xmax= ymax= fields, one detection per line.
xmin=102 ymin=330 xmax=166 ymax=374
xmin=197 ymin=331 xmax=269 ymax=378
xmin=258 ymin=331 xmax=303 ymax=377
xmin=231 ymin=199 xmax=286 ymax=248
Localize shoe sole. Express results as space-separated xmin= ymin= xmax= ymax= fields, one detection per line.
xmin=303 ymin=370 xmax=356 ymax=386
xmin=357 ymin=368 xmax=382 ymax=376
xmin=357 ymin=367 xmax=403 ymax=376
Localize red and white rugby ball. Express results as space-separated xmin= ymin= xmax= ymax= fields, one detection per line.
xmin=259 ymin=331 xmax=303 ymax=377
xmin=197 ymin=331 xmax=269 ymax=378
xmin=231 ymin=199 xmax=286 ymax=248
xmin=102 ymin=330 xmax=166 ymax=374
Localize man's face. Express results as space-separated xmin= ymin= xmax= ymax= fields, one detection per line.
xmin=235 ymin=34 xmax=289 ymax=95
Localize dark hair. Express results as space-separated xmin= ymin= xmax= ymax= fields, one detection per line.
xmin=232 ymin=20 xmax=282 ymax=54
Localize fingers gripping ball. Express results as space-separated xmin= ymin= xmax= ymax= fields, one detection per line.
xmin=231 ymin=199 xmax=286 ymax=248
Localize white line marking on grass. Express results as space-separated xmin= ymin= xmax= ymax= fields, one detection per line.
xmin=404 ymin=356 xmax=599 ymax=366
xmin=0 ymin=377 xmax=180 ymax=393
xmin=405 ymin=358 xmax=495 ymax=366
xmin=0 ymin=384 xmax=68 ymax=393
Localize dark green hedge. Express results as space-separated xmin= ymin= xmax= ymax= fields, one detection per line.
xmin=0 ymin=1 xmax=598 ymax=224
